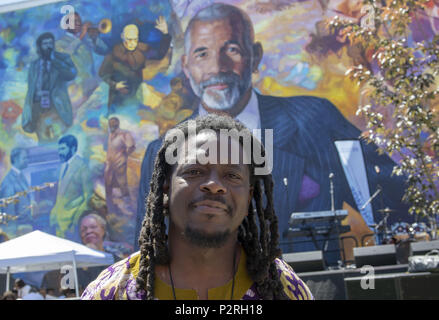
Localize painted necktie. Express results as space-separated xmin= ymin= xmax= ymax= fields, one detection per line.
xmin=62 ymin=163 xmax=69 ymax=179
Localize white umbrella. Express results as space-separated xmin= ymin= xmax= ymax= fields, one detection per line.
xmin=0 ymin=230 xmax=114 ymax=297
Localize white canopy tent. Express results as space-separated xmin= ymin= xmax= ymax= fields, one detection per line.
xmin=0 ymin=230 xmax=114 ymax=297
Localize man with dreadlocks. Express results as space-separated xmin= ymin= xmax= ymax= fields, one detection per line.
xmin=81 ymin=115 xmax=313 ymax=300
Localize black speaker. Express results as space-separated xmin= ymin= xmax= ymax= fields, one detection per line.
xmin=345 ymin=272 xmax=439 ymax=300
xmin=282 ymin=251 xmax=325 ymax=273
xmin=410 ymin=240 xmax=439 ymax=255
xmin=354 ymin=244 xmax=396 ymax=267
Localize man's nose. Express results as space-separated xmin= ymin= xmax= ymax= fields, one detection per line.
xmin=206 ymin=51 xmax=231 ymax=75
xmin=200 ymin=172 xmax=227 ymax=194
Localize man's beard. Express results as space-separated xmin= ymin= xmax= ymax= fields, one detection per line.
xmin=189 ymin=70 xmax=252 ymax=111
xmin=41 ymin=47 xmax=53 ymax=60
xmin=59 ymin=150 xmax=73 ymax=162
xmin=184 ymin=226 xmax=231 ymax=248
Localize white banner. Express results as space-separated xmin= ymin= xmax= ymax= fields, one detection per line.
xmin=334 ymin=140 xmax=375 ymax=226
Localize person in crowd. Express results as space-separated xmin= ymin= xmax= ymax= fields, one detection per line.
xmin=1 ymin=291 xmax=17 ymax=300
xmin=22 ymin=287 xmax=45 ymax=300
xmin=41 ymin=287 xmax=58 ymax=300
xmin=58 ymin=288 xmax=77 ymax=299
xmin=14 ymin=278 xmax=31 ymax=298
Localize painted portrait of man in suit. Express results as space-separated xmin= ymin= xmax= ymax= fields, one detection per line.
xmin=134 ymin=3 xmax=410 ymax=265
xmin=0 ymin=148 xmax=32 ymax=236
xmin=22 ymin=32 xmax=77 ymax=143
xmin=50 ymin=135 xmax=92 ymax=239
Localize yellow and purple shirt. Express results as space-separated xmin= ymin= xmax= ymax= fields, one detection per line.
xmin=81 ymin=249 xmax=313 ymax=300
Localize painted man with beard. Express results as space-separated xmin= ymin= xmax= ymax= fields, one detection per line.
xmin=22 ymin=32 xmax=77 ymax=143
xmin=50 ymin=135 xmax=92 ymax=239
xmin=104 ymin=117 xmax=136 ymax=210
xmin=135 ymin=3 xmax=410 ymax=266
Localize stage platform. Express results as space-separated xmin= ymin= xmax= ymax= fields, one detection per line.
xmin=297 ymin=264 xmax=439 ymax=300
xmin=345 ymin=271 xmax=439 ymax=300
xmin=297 ymin=264 xmax=407 ymax=300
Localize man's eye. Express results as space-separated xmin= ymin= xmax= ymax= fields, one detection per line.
xmin=188 ymin=169 xmax=202 ymax=175
xmin=227 ymin=173 xmax=241 ymax=179
xmin=227 ymin=46 xmax=241 ymax=55
xmin=195 ymin=51 xmax=207 ymax=59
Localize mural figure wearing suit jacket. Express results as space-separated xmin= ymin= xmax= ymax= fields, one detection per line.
xmin=50 ymin=135 xmax=92 ymax=239
xmin=134 ymin=3 xmax=410 ymax=264
xmin=22 ymin=32 xmax=77 ymax=143
xmin=0 ymin=148 xmax=32 ymax=236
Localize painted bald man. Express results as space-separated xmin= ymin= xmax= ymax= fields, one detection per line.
xmin=99 ymin=18 xmax=171 ymax=115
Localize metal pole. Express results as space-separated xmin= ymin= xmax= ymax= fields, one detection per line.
xmin=71 ymin=251 xmax=80 ymax=298
xmin=330 ymin=173 xmax=345 ymax=267
xmin=330 ymin=174 xmax=335 ymax=213
xmin=6 ymin=266 xmax=10 ymax=292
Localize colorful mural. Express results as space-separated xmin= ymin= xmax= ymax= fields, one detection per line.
xmin=0 ymin=0 xmax=174 ymax=254
xmin=2 ymin=0 xmax=431 ymax=285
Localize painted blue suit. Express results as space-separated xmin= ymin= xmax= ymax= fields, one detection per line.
xmin=0 ymin=168 xmax=32 ymax=228
xmin=22 ymin=51 xmax=77 ymax=140
xmin=134 ymin=94 xmax=410 ymax=263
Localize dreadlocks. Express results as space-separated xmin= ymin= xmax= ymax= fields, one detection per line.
xmin=136 ymin=114 xmax=289 ymax=300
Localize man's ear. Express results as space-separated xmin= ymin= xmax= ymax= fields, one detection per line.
xmin=252 ymin=42 xmax=263 ymax=73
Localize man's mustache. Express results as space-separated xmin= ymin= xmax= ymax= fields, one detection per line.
xmin=189 ymin=194 xmax=232 ymax=214
xmin=41 ymin=47 xmax=53 ymax=58
xmin=200 ymin=73 xmax=240 ymax=91
xmin=59 ymin=153 xmax=71 ymax=161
